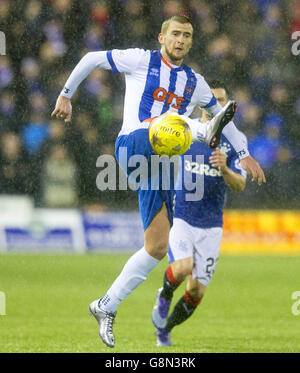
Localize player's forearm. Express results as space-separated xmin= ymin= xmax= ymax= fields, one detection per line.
xmin=222 ymin=121 xmax=249 ymax=159
xmin=221 ymin=167 xmax=246 ymax=192
xmin=60 ymin=51 xmax=110 ymax=99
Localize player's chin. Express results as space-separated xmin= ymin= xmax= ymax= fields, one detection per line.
xmin=173 ymin=49 xmax=186 ymax=58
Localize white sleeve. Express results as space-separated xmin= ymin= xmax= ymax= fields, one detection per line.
xmin=60 ymin=48 xmax=145 ymax=99
xmin=222 ymin=122 xmax=249 ymax=159
xmin=195 ymin=75 xmax=218 ymax=109
xmin=108 ymin=48 xmax=145 ymax=73
xmin=60 ymin=51 xmax=111 ymax=98
xmin=206 ymin=102 xmax=250 ymax=159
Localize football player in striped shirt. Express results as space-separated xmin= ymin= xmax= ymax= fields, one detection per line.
xmin=152 ymin=81 xmax=247 ymax=346
xmin=51 ymin=16 xmax=265 ymax=347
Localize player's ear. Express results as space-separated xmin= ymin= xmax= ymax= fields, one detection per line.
xmin=158 ymin=33 xmax=164 ymax=45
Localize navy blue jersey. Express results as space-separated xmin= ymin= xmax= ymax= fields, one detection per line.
xmin=174 ymin=133 xmax=247 ymax=228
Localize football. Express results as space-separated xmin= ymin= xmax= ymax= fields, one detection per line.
xmin=148 ymin=113 xmax=192 ymax=157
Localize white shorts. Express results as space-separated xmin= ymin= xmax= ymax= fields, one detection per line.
xmin=168 ymin=218 xmax=223 ymax=287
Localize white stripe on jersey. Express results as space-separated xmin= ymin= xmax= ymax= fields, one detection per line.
xmin=150 ymin=62 xmax=171 ymax=118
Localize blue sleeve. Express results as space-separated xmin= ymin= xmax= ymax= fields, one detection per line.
xmin=228 ymin=152 xmax=247 ymax=179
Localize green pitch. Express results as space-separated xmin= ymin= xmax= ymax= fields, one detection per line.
xmin=0 ymin=253 xmax=299 ymax=353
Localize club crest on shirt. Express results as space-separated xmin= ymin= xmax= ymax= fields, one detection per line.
xmin=185 ymin=85 xmax=194 ymax=95
xmin=219 ymin=142 xmax=231 ymax=155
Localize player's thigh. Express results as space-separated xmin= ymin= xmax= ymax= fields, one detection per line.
xmin=168 ymin=218 xmax=194 ymax=268
xmin=192 ymin=227 xmax=223 ymax=287
xmin=144 ymin=202 xmax=170 ymax=259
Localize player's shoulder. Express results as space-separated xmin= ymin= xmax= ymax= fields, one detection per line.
xmin=112 ymin=48 xmax=150 ymax=58
xmin=183 ymin=64 xmax=205 ymax=81
xmin=182 ymin=65 xmax=210 ymax=93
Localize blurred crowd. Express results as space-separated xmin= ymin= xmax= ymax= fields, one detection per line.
xmin=0 ymin=0 xmax=299 ymax=210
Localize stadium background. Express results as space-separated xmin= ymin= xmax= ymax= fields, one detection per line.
xmin=0 ymin=0 xmax=300 ymax=353
xmin=0 ymin=0 xmax=299 ymax=253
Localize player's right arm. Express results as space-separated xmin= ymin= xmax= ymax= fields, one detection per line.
xmin=209 ymin=147 xmax=246 ymax=192
xmin=51 ymin=49 xmax=144 ymax=122
xmin=51 ymin=51 xmax=110 ymax=122
xmin=194 ymin=76 xmax=266 ymax=186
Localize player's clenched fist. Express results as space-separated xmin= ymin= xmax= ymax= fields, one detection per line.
xmin=51 ymin=95 xmax=72 ymax=123
xmin=209 ymin=147 xmax=227 ymax=172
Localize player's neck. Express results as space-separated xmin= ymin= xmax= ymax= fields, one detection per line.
xmin=160 ymin=49 xmax=183 ymax=67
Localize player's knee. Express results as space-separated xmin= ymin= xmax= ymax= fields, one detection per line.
xmin=145 ymin=240 xmax=168 ymax=260
xmin=172 ymin=260 xmax=193 ymax=279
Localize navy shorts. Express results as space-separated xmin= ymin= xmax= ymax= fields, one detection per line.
xmin=115 ymin=129 xmax=175 ymax=231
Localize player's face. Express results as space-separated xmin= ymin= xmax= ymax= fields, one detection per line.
xmin=158 ymin=21 xmax=193 ymax=65
xmin=211 ymin=88 xmax=228 ymax=107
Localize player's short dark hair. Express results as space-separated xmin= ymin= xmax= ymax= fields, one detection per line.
xmin=161 ymin=15 xmax=193 ymax=34
xmin=208 ymin=80 xmax=229 ymax=96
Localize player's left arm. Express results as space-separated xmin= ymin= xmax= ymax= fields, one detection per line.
xmin=209 ymin=148 xmax=246 ymax=192
xmin=197 ymin=78 xmax=266 ymax=186
xmin=209 ymin=103 xmax=265 ymax=185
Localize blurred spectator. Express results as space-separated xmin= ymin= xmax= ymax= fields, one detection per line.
xmin=248 ymin=114 xmax=290 ymax=169
xmin=78 ymin=127 xmax=102 ymax=204
xmin=39 ymin=119 xmax=66 ymax=156
xmin=0 ymin=0 xmax=11 ymax=30
xmin=288 ymin=0 xmax=300 ymax=32
xmin=0 ymin=56 xmax=14 ymax=89
xmin=21 ymin=57 xmax=44 ymax=94
xmin=0 ymin=132 xmax=30 ymax=194
xmin=84 ymin=24 xmax=105 ymax=51
xmin=41 ymin=143 xmax=78 ymax=208
xmin=163 ymin=0 xmax=186 ymax=18
xmin=0 ymin=91 xmax=18 ymax=131
xmin=43 ymin=20 xmax=67 ymax=58
xmin=21 ymin=112 xmax=49 ymax=156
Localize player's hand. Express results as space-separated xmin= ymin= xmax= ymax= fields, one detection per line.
xmin=51 ymin=95 xmax=72 ymax=123
xmin=240 ymin=155 xmax=266 ymax=185
xmin=209 ymin=147 xmax=227 ymax=172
